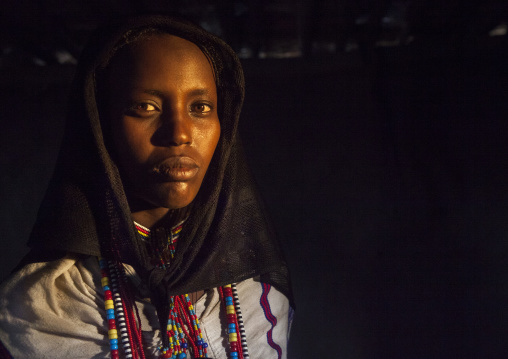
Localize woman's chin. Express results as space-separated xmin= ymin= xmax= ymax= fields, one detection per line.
xmin=150 ymin=189 xmax=196 ymax=211
xmin=160 ymin=183 xmax=201 ymax=209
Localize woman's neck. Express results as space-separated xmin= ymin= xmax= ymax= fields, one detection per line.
xmin=131 ymin=205 xmax=192 ymax=229
xmin=131 ymin=207 xmax=170 ymax=228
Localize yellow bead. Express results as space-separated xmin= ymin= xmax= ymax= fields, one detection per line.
xmin=189 ymin=304 xmax=194 ymax=311
xmin=104 ymin=299 xmax=114 ymax=310
xmin=229 ymin=333 xmax=238 ymax=342
xmin=108 ymin=329 xmax=118 ymax=340
xmin=167 ymin=324 xmax=172 ymax=331
xmin=101 ymin=277 xmax=109 ymax=287
xmin=226 ymin=305 xmax=235 ymax=314
xmin=224 ymin=284 xmax=231 ymax=288
xmin=195 ymin=318 xmax=199 ymax=324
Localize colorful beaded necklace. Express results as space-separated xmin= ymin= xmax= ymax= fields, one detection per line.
xmin=99 ymin=222 xmax=250 ymax=359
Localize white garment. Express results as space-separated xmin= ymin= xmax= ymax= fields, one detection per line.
xmin=0 ymin=255 xmax=291 ymax=358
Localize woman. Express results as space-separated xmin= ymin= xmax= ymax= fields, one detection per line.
xmin=0 ymin=15 xmax=293 ymax=358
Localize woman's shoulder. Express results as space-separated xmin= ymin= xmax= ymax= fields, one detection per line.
xmin=0 ymin=254 xmax=101 ymax=303
xmin=0 ymin=254 xmax=106 ymax=358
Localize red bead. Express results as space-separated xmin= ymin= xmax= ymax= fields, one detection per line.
xmin=108 ymin=319 xmax=116 ymax=329
xmin=227 ymin=314 xmax=236 ymax=323
xmin=230 ymin=342 xmax=239 ymax=351
xmin=104 ymin=290 xmax=113 ymax=300
xmin=164 ymin=352 xmax=172 ymax=358
xmin=111 ymin=349 xmax=119 ymax=359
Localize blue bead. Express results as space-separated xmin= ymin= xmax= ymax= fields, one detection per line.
xmin=110 ymin=339 xmax=118 ymax=345
xmin=182 ymin=343 xmax=188 ymax=348
xmin=110 ymin=344 xmax=119 ymax=350
xmin=228 ymin=323 xmax=236 ymax=329
xmin=197 ymin=339 xmax=203 ymax=345
xmin=103 ymin=285 xmax=110 ymax=291
xmin=230 ymin=352 xmax=238 ymax=357
xmin=203 ymin=343 xmax=208 ymax=348
xmin=229 ymin=327 xmax=236 ymax=333
xmin=178 ymin=353 xmax=187 ymax=359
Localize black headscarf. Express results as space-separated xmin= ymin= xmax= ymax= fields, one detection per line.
xmin=24 ymin=15 xmax=292 ymax=334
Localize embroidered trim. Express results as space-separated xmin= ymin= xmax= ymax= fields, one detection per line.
xmin=260 ymin=283 xmax=282 ymax=359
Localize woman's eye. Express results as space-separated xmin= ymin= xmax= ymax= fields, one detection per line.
xmin=125 ymin=102 xmax=159 ymax=117
xmin=191 ymin=103 xmax=212 ymax=114
xmin=134 ymin=103 xmax=157 ymax=112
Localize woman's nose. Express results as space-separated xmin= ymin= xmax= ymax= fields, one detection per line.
xmin=153 ymin=108 xmax=192 ymax=146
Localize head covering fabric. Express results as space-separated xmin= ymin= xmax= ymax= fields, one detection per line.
xmin=25 ymin=14 xmax=292 ymax=320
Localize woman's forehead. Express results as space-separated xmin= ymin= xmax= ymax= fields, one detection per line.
xmin=105 ymin=33 xmax=215 ymax=86
xmin=114 ymin=34 xmax=203 ymax=65
xmin=107 ymin=34 xmax=214 ymax=88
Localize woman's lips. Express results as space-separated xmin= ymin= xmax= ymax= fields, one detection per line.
xmin=152 ymin=157 xmax=199 ymax=181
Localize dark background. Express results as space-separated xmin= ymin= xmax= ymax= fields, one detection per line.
xmin=2 ymin=1 xmax=508 ymax=358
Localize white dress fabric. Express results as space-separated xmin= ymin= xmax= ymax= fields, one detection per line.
xmin=0 ymin=255 xmax=292 ymax=358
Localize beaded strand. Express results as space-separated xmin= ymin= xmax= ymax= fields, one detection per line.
xmin=162 ymin=296 xmax=186 ymax=358
xmin=183 ymin=293 xmax=208 ymax=357
xmin=99 ymin=258 xmax=120 ymax=359
xmin=231 ymin=283 xmax=249 ymax=359
xmin=111 ymin=261 xmax=138 ymax=359
xmin=119 ymin=262 xmax=146 ymax=359
xmin=219 ymin=285 xmax=243 ymax=359
xmin=108 ymin=261 xmax=131 ymax=358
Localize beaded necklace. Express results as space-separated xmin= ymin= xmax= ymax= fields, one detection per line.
xmin=99 ymin=222 xmax=250 ymax=358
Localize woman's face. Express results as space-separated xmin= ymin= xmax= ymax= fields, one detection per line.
xmin=105 ymin=34 xmax=220 ymax=210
